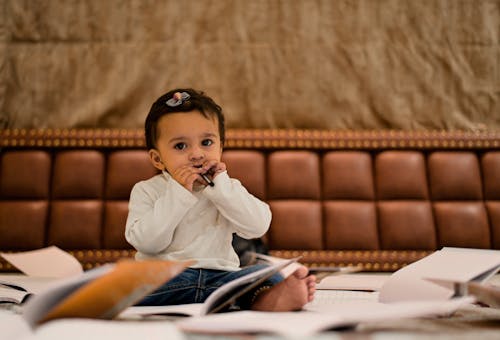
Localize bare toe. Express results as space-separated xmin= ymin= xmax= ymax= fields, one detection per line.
xmin=251 ymin=268 xmax=316 ymax=312
xmin=293 ymin=265 xmax=309 ymax=279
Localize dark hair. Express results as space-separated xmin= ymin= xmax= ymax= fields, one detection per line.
xmin=145 ymin=88 xmax=225 ymax=150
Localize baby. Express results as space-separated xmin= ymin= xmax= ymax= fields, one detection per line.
xmin=125 ymin=88 xmax=315 ymax=311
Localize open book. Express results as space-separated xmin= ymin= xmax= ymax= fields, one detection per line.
xmin=21 ymin=259 xmax=191 ymax=327
xmin=0 ymin=282 xmax=32 ymax=304
xmin=121 ymin=257 xmax=300 ymax=318
xmin=0 ymin=275 xmax=63 ymax=305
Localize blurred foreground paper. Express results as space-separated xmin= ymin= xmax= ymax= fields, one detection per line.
xmin=21 ymin=318 xmax=185 ymax=340
xmin=0 ymin=246 xmax=83 ymax=278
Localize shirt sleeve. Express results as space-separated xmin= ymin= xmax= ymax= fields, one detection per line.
xmin=125 ymin=176 xmax=198 ymax=255
xmin=202 ymin=171 xmax=272 ymax=239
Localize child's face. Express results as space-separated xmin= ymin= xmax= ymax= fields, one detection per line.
xmin=150 ymin=110 xmax=222 ymax=174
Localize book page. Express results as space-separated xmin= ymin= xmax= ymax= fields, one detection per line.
xmin=316 ymin=273 xmax=389 ymax=291
xmin=0 ymin=275 xmax=58 ymax=294
xmin=305 ymin=296 xmax=474 ymax=323
xmin=0 ymin=246 xmax=83 ymax=278
xmin=177 ymin=310 xmax=345 ymax=336
xmin=176 ymin=297 xmax=474 ymax=336
xmin=305 ymin=290 xmax=379 ymax=307
xmin=254 ymin=253 xmax=361 ymax=281
xmin=252 ymin=253 xmax=303 ymax=277
xmin=0 ymin=275 xmax=60 ymax=305
xmin=120 ymin=303 xmax=204 ymax=318
xmin=0 ymin=285 xmax=31 ymax=304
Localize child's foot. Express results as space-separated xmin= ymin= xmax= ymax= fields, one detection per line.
xmin=251 ymin=266 xmax=316 ymax=312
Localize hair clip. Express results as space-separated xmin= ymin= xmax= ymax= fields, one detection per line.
xmin=166 ymin=92 xmax=190 ymax=107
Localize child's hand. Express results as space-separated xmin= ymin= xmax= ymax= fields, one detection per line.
xmin=201 ymin=160 xmax=226 ymax=182
xmin=171 ymin=161 xmax=226 ymax=192
xmin=171 ymin=164 xmax=206 ymax=192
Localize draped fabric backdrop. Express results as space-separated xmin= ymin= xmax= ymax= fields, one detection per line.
xmin=0 ymin=0 xmax=499 ymax=130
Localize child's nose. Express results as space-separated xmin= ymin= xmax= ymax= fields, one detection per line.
xmin=189 ymin=146 xmax=204 ymax=161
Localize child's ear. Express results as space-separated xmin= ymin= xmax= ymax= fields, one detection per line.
xmin=148 ymin=149 xmax=165 ymax=171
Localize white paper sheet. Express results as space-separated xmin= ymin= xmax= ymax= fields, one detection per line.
xmin=0 ymin=246 xmax=83 ymax=278
xmin=379 ymin=247 xmax=500 ymax=303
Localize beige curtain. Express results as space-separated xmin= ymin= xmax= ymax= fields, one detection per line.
xmin=1 ymin=0 xmax=499 ymax=130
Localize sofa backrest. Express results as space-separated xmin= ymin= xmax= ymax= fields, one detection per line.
xmin=1 ymin=129 xmax=499 ymax=271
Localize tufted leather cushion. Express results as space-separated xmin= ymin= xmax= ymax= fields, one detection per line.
xmin=1 ymin=129 xmax=499 ymax=271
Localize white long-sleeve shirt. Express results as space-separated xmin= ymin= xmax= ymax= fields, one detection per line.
xmin=125 ymin=171 xmax=272 ymax=271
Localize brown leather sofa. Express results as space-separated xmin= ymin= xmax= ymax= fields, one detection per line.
xmin=1 ymin=129 xmax=499 ymax=272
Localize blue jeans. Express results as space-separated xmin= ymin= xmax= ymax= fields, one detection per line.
xmin=136 ymin=264 xmax=283 ymax=309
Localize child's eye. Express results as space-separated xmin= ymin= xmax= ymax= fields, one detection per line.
xmin=174 ymin=142 xmax=187 ymax=150
xmin=201 ymin=139 xmax=213 ymax=147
